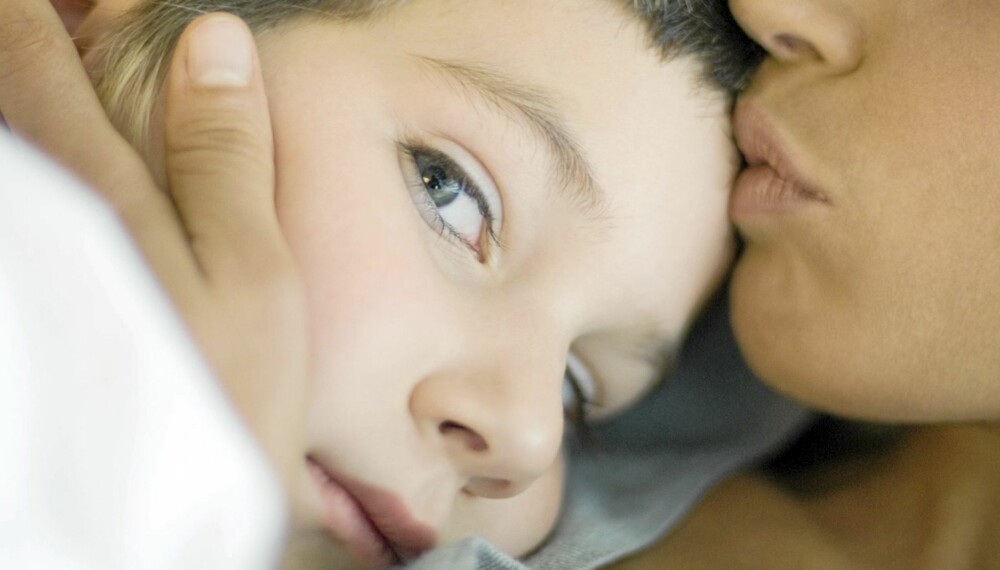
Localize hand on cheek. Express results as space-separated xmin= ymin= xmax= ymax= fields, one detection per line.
xmin=0 ymin=3 xmax=310 ymax=499
xmin=160 ymin=13 xmax=311 ymax=498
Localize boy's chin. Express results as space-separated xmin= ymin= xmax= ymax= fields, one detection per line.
xmin=280 ymin=529 xmax=371 ymax=570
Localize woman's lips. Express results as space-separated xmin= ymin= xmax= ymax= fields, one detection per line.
xmin=305 ymin=455 xmax=436 ymax=567
xmin=731 ymin=164 xmax=823 ymax=215
xmin=730 ymin=101 xmax=829 ymax=221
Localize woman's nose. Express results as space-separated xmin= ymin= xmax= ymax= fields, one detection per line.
xmin=729 ymin=0 xmax=865 ymax=74
xmin=409 ymin=364 xmax=565 ymax=499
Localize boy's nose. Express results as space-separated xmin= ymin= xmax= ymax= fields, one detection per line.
xmin=729 ymin=0 xmax=865 ymax=74
xmin=409 ymin=363 xmax=565 ymax=499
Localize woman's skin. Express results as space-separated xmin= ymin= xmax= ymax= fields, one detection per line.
xmin=0 ymin=0 xmax=312 ymax=519
xmin=620 ymin=0 xmax=1000 ymax=566
xmin=729 ymin=0 xmax=1000 ymax=422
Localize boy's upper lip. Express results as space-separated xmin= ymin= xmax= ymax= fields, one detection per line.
xmin=731 ymin=99 xmax=830 ymax=205
xmin=306 ymin=454 xmax=437 ymax=565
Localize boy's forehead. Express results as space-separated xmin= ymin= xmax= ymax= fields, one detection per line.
xmin=261 ymin=0 xmax=726 ymax=227
xmin=268 ymin=0 xmax=734 ymax=308
xmin=369 ymin=0 xmax=725 ymax=181
xmin=380 ymin=0 xmax=696 ymax=90
xmin=260 ymin=0 xmax=735 ymax=407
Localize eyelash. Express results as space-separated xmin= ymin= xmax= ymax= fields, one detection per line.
xmin=400 ymin=143 xmax=499 ymax=261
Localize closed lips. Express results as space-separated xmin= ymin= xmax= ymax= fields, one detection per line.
xmin=306 ymin=455 xmax=436 ymax=566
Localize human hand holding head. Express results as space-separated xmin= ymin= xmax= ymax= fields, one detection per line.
xmin=0 ymin=2 xmax=309 ymax=496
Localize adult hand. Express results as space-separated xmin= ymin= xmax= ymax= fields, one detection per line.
xmin=0 ymin=2 xmax=309 ymax=496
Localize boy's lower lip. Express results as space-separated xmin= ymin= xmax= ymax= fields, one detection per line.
xmin=305 ymin=458 xmax=398 ymax=567
xmin=305 ymin=455 xmax=437 ymax=566
xmin=729 ymin=164 xmax=828 ymax=223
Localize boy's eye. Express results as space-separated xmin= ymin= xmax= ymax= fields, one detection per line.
xmin=422 ymin=163 xmax=461 ymax=207
xmin=402 ymin=144 xmax=501 ymax=260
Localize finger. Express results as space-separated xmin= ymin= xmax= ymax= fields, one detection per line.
xmin=0 ymin=0 xmax=143 ymax=191
xmin=50 ymin=0 xmax=94 ymax=36
xmin=164 ymin=15 xmax=308 ymax=486
xmin=0 ymin=0 xmax=204 ymax=302
xmin=163 ymin=13 xmax=289 ymax=288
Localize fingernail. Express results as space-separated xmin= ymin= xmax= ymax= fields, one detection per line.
xmin=187 ymin=16 xmax=253 ymax=87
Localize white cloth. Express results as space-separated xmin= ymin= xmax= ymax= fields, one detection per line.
xmin=0 ymin=130 xmax=285 ymax=570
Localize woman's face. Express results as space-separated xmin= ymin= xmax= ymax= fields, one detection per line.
xmin=240 ymin=0 xmax=735 ymax=566
xmin=729 ymin=0 xmax=1000 ymax=421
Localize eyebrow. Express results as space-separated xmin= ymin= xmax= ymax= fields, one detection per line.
xmin=411 ymin=55 xmax=605 ymax=218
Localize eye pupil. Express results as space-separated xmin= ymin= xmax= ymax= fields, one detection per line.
xmin=422 ymin=166 xmax=443 ymax=190
xmin=421 ymin=164 xmax=461 ymax=207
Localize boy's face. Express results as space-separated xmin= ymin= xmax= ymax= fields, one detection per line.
xmin=96 ymin=0 xmax=736 ymax=565
xmin=265 ymin=1 xmax=736 ymax=562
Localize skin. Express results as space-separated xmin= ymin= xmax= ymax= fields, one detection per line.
xmin=728 ymin=0 xmax=1000 ymax=422
xmin=2 ymin=0 xmax=309 ymax=534
xmin=618 ymin=1 xmax=1000 ymax=567
xmin=261 ymin=1 xmax=735 ymax=563
xmin=8 ymin=0 xmax=994 ymax=567
xmin=14 ymin=0 xmax=998 ymax=566
xmin=81 ymin=0 xmax=737 ymax=566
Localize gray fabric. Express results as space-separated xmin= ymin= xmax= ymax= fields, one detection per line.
xmin=404 ymin=293 xmax=813 ymax=569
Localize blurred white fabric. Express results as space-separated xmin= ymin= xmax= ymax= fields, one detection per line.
xmin=0 ymin=130 xmax=285 ymax=569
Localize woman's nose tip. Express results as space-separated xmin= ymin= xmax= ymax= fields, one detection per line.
xmin=730 ymin=0 xmax=864 ymax=73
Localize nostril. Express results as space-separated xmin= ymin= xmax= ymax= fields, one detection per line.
xmin=773 ymin=33 xmax=820 ymax=60
xmin=464 ymin=477 xmax=518 ymax=499
xmin=439 ymin=420 xmax=488 ymax=452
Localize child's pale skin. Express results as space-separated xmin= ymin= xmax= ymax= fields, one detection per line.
xmin=80 ymin=0 xmax=737 ymax=566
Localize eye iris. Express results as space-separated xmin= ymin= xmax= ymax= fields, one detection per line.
xmin=422 ymin=164 xmax=461 ymax=207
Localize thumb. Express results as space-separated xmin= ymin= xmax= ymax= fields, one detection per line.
xmin=50 ymin=0 xmax=94 ymax=37
xmin=164 ymin=13 xmax=286 ymax=291
xmin=163 ymin=13 xmax=308 ymax=487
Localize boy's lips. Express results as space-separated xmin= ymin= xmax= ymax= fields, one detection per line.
xmin=730 ymin=100 xmax=829 ymax=222
xmin=305 ymin=455 xmax=436 ymax=566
